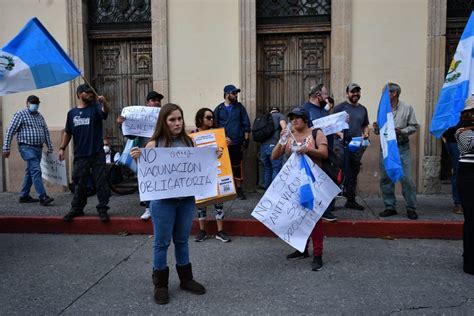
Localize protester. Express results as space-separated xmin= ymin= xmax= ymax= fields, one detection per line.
xmin=455 ymin=97 xmax=474 ymax=275
xmin=443 ymin=126 xmax=463 ymax=214
xmin=2 ymin=95 xmax=54 ymax=206
xmin=131 ymin=103 xmax=220 ymax=304
xmin=59 ymin=84 xmax=111 ymax=223
xmin=191 ymin=107 xmax=231 ymax=243
xmin=374 ymin=83 xmax=419 ymax=220
xmin=333 ymin=83 xmax=370 ymax=210
xmin=271 ymin=107 xmax=328 ymax=271
xmin=303 ymin=84 xmax=338 ymax=222
xmin=117 ymin=90 xmax=164 ymax=220
xmin=214 ymin=84 xmax=251 ymax=200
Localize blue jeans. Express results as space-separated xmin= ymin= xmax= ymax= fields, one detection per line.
xmin=150 ymin=197 xmax=195 ymax=270
xmin=260 ymin=143 xmax=283 ymax=189
xmin=18 ymin=145 xmax=46 ymax=198
xmin=379 ymin=143 xmax=417 ymax=211
xmin=444 ymin=141 xmax=461 ymax=205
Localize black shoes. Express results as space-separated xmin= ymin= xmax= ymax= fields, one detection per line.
xmin=321 ymin=211 xmax=338 ymax=222
xmin=379 ymin=209 xmax=397 ymax=217
xmin=345 ymin=200 xmax=365 ymax=210
xmin=19 ymin=196 xmax=39 ymax=203
xmin=39 ymin=195 xmax=54 ymax=206
xmin=287 ymin=249 xmax=309 ymax=260
xmin=312 ymin=256 xmax=323 ymax=271
xmin=216 ymin=230 xmax=231 ymax=242
xmin=98 ymin=211 xmax=110 ymax=223
xmin=407 ymin=210 xmax=418 ymax=220
xmin=63 ymin=210 xmax=85 ymax=222
xmin=236 ymin=188 xmax=247 ymax=200
xmin=195 ymin=230 xmax=207 ymax=242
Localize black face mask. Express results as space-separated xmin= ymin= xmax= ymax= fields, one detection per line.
xmin=320 ymin=99 xmax=327 ymax=107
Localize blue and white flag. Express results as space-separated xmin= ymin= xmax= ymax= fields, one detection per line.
xmin=377 ymin=85 xmax=403 ymax=183
xmin=0 ymin=17 xmax=80 ymax=96
xmin=299 ymin=154 xmax=317 ymax=210
xmin=430 ymin=11 xmax=474 ymax=137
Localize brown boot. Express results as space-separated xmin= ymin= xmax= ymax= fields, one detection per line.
xmin=176 ymin=263 xmax=206 ymax=295
xmin=152 ymin=268 xmax=170 ymax=304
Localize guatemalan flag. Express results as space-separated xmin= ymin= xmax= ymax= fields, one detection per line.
xmin=377 ymin=85 xmax=403 ymax=183
xmin=0 ymin=17 xmax=80 ymax=96
xmin=299 ymin=154 xmax=317 ymax=210
xmin=430 ymin=11 xmax=474 ymax=137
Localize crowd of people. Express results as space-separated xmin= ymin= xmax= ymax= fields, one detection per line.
xmin=2 ymin=81 xmax=473 ymax=304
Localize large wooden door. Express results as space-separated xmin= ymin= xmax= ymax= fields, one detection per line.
xmin=91 ymin=39 xmax=153 ymax=147
xmin=257 ymin=32 xmax=330 ymax=116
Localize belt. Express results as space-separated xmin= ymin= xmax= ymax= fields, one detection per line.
xmin=19 ymin=143 xmax=43 ymax=148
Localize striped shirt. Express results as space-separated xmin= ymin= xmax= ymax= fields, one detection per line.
xmin=2 ymin=108 xmax=53 ymax=153
xmin=455 ymin=128 xmax=474 ymax=163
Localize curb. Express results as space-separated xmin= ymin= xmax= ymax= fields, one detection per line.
xmin=0 ymin=216 xmax=463 ymax=239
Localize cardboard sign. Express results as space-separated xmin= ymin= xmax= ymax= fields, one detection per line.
xmin=121 ymin=106 xmax=160 ymax=138
xmin=189 ymin=128 xmax=237 ymax=207
xmin=41 ymin=152 xmax=67 ymax=187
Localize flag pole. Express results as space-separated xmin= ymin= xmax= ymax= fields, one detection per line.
xmin=80 ymin=74 xmax=100 ymax=97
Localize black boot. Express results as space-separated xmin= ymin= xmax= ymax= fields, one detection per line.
xmin=176 ymin=263 xmax=206 ymax=295
xmin=236 ymin=187 xmax=247 ymax=200
xmin=152 ymin=268 xmax=170 ymax=304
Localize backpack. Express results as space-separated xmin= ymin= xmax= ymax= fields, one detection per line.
xmin=312 ymin=128 xmax=343 ymax=185
xmin=252 ymin=113 xmax=275 ymax=143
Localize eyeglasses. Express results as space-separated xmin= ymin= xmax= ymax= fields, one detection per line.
xmin=204 ymin=116 xmax=214 ymax=120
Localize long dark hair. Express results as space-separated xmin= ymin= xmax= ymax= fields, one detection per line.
xmin=194 ymin=107 xmax=215 ymax=129
xmin=149 ymin=103 xmax=193 ymax=147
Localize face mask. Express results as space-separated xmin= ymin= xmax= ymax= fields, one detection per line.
xmin=103 ymin=146 xmax=110 ymax=154
xmin=324 ymin=104 xmax=331 ymax=111
xmin=29 ymin=103 xmax=39 ymax=112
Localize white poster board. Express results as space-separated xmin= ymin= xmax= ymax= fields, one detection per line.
xmin=121 ymin=106 xmax=160 ymax=138
xmin=137 ymin=147 xmax=218 ymax=201
xmin=312 ymin=111 xmax=349 ymax=135
xmin=40 ymin=152 xmax=67 ymax=187
xmin=251 ymin=153 xmax=341 ymax=252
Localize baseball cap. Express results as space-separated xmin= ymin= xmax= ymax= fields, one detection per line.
xmin=26 ymin=95 xmax=40 ymax=104
xmin=287 ymin=107 xmax=312 ymax=127
xmin=308 ymin=84 xmax=322 ymax=97
xmin=76 ymin=84 xmax=93 ymax=95
xmin=270 ymin=106 xmax=280 ymax=113
xmin=223 ymin=84 xmax=241 ymax=95
xmin=346 ymin=83 xmax=361 ymax=92
xmin=146 ymin=91 xmax=164 ymax=101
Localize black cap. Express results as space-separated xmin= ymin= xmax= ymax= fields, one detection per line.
xmin=26 ymin=95 xmax=40 ymax=104
xmin=76 ymin=84 xmax=93 ymax=95
xmin=270 ymin=106 xmax=280 ymax=113
xmin=288 ymin=107 xmax=312 ymax=127
xmin=346 ymin=83 xmax=361 ymax=92
xmin=146 ymin=91 xmax=164 ymax=101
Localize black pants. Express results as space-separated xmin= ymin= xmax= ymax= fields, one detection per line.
xmin=71 ymin=153 xmax=110 ymax=213
xmin=457 ymin=162 xmax=474 ymax=275
xmin=343 ymin=146 xmax=366 ymax=202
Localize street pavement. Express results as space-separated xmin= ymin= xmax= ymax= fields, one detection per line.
xmin=1 ymin=234 xmax=473 ymax=315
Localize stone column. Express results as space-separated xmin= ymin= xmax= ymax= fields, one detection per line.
xmin=152 ymin=0 xmax=169 ymax=102
xmin=330 ymin=0 xmax=352 ymax=103
xmin=422 ymin=0 xmax=447 ymax=193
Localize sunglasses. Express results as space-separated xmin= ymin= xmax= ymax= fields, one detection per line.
xmin=204 ymin=116 xmax=214 ymax=120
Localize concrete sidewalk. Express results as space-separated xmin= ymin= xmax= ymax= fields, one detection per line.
xmin=1 ymin=234 xmax=473 ymax=315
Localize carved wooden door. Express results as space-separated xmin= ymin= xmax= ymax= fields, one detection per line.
xmin=91 ymin=39 xmax=153 ymax=147
xmin=257 ymin=32 xmax=330 ymax=116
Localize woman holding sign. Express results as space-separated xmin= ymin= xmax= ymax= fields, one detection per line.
xmin=271 ymin=107 xmax=329 ymax=271
xmin=131 ymin=103 xmax=218 ymax=304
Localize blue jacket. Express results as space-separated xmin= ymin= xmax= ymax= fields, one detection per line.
xmin=214 ymin=102 xmax=251 ymax=145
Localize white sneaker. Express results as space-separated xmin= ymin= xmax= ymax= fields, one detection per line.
xmin=140 ymin=208 xmax=151 ymax=220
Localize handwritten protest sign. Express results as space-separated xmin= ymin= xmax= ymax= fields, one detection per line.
xmin=137 ymin=147 xmax=218 ymax=201
xmin=251 ymin=153 xmax=341 ymax=252
xmin=41 ymin=152 xmax=67 ymax=186
xmin=312 ymin=111 xmax=349 ymax=135
xmin=121 ymin=106 xmax=160 ymax=138
xmin=190 ymin=128 xmax=237 ymax=206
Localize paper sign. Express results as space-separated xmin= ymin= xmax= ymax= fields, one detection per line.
xmin=251 ymin=153 xmax=341 ymax=252
xmin=41 ymin=152 xmax=67 ymax=186
xmin=121 ymin=106 xmax=160 ymax=138
xmin=137 ymin=147 xmax=218 ymax=201
xmin=312 ymin=111 xmax=349 ymax=135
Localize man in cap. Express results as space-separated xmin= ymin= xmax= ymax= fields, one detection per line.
xmin=117 ymin=90 xmax=164 ymax=220
xmin=333 ymin=83 xmax=370 ymax=210
xmin=214 ymin=84 xmax=251 ymax=200
xmin=2 ymin=95 xmax=54 ymax=205
xmin=59 ymin=84 xmax=111 ymax=222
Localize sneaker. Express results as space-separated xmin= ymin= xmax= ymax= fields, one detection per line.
xmin=19 ymin=196 xmax=39 ymax=203
xmin=140 ymin=208 xmax=151 ymax=220
xmin=98 ymin=211 xmax=110 ymax=223
xmin=216 ymin=230 xmax=231 ymax=242
xmin=345 ymin=200 xmax=365 ymax=211
xmin=39 ymin=195 xmax=54 ymax=206
xmin=407 ymin=210 xmax=418 ymax=220
xmin=237 ymin=189 xmax=247 ymax=200
xmin=312 ymin=256 xmax=323 ymax=271
xmin=453 ymin=205 xmax=463 ymax=214
xmin=195 ymin=230 xmax=207 ymax=242
xmin=379 ymin=209 xmax=397 ymax=217
xmin=321 ymin=211 xmax=338 ymax=222
xmin=287 ymin=249 xmax=309 ymax=260
xmin=63 ymin=210 xmax=85 ymax=222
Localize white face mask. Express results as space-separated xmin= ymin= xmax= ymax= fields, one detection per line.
xmin=324 ymin=104 xmax=331 ymax=111
xmin=103 ymin=145 xmax=111 ymax=154
xmin=29 ymin=103 xmax=39 ymax=112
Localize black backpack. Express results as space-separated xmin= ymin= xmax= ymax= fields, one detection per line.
xmin=252 ymin=113 xmax=275 ymax=143
xmin=312 ymin=129 xmax=343 ymax=185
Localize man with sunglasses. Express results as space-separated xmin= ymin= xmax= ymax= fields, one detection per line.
xmin=214 ymin=84 xmax=251 ymax=200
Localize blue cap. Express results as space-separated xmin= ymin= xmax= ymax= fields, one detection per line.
xmin=288 ymin=107 xmax=312 ymax=127
xmin=223 ymin=84 xmax=241 ymax=96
